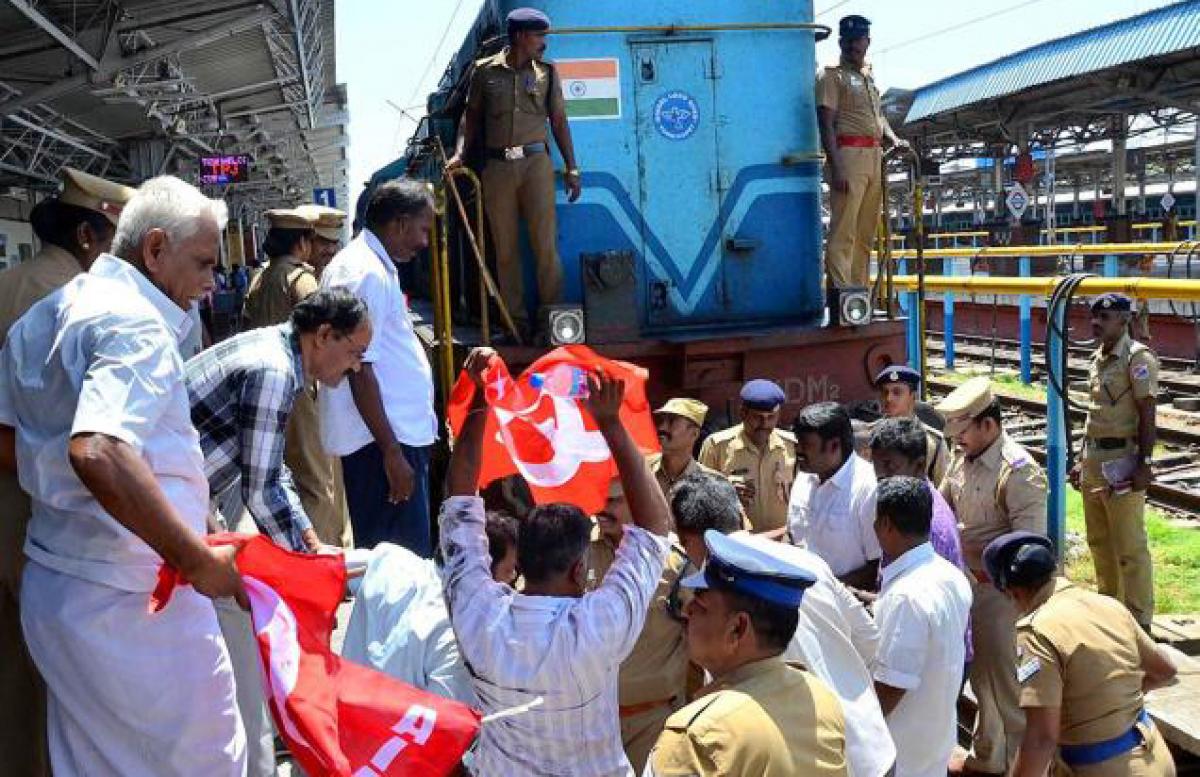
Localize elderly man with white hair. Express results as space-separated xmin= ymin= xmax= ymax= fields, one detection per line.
xmin=0 ymin=176 xmax=246 ymax=776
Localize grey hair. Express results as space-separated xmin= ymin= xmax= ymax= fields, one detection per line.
xmin=111 ymin=176 xmax=229 ymax=259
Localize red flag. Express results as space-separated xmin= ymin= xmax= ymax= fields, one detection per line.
xmin=153 ymin=536 xmax=480 ymax=777
xmin=446 ymin=345 xmax=659 ymax=515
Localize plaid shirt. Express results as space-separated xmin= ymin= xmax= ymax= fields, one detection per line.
xmin=186 ymin=324 xmax=311 ymax=551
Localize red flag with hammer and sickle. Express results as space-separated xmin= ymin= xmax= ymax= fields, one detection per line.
xmin=446 ymin=346 xmax=659 ymax=515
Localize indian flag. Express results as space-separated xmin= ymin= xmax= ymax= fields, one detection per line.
xmin=558 ymin=59 xmax=621 ymax=120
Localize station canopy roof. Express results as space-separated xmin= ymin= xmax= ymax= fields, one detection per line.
xmin=0 ymin=0 xmax=348 ymax=217
xmin=897 ymin=0 xmax=1200 ymax=163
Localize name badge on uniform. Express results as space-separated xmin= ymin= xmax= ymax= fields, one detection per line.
xmin=1017 ymin=657 xmax=1041 ymax=684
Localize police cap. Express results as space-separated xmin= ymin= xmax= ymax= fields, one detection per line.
xmin=839 ymin=15 xmax=871 ymax=40
xmin=874 ymin=364 xmax=921 ymax=390
xmin=59 ymin=167 xmax=136 ymax=226
xmin=740 ymin=379 xmax=786 ymax=411
xmin=295 ymin=203 xmax=346 ymax=241
xmin=681 ymin=530 xmax=818 ymax=608
xmin=1090 ymin=293 xmax=1132 ymax=314
xmin=983 ymin=531 xmax=1056 ymax=592
xmin=264 ymin=208 xmax=316 ymax=231
xmin=507 ymin=7 xmax=551 ymax=35
xmin=935 ymin=376 xmax=994 ymax=438
xmin=654 ymin=398 xmax=708 ymax=427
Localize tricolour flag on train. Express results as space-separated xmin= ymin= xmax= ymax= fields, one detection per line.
xmin=152 ymin=535 xmax=481 ymax=777
xmin=446 ymin=346 xmax=659 ymax=515
xmin=557 ymin=58 xmax=622 ymax=119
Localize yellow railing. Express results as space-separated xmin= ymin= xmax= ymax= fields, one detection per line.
xmin=890 ymin=274 xmax=1200 ymax=301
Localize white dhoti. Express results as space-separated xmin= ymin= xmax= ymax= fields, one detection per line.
xmin=20 ymin=560 xmax=247 ymax=777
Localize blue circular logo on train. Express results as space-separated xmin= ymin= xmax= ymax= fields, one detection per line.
xmin=653 ymin=91 xmax=699 ymax=140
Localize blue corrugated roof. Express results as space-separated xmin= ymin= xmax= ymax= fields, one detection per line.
xmin=905 ymin=0 xmax=1200 ymax=123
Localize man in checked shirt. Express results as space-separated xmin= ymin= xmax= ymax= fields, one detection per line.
xmin=185 ymin=286 xmax=371 ymax=776
xmin=442 ymin=347 xmax=670 ymax=777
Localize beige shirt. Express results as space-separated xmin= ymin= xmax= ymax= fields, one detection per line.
xmin=650 ymin=657 xmax=847 ymax=776
xmin=0 ymin=245 xmax=81 ymax=343
xmin=647 ymin=453 xmax=722 ymax=499
xmin=587 ymin=530 xmax=691 ymax=708
xmin=816 ymin=59 xmax=886 ymax=139
xmin=1017 ymin=578 xmax=1156 ymax=746
xmin=467 ymin=49 xmax=565 ymax=149
xmin=1083 ymin=334 xmax=1158 ymax=445
xmin=940 ymin=432 xmax=1047 ymax=570
xmin=242 ymin=254 xmax=318 ymax=329
xmin=0 ymin=245 xmax=84 ymax=593
xmin=698 ymin=425 xmax=796 ymax=532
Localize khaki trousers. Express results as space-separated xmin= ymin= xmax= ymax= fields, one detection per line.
xmin=966 ymin=575 xmax=1025 ymax=773
xmin=1081 ymin=456 xmax=1154 ymax=627
xmin=0 ymin=473 xmax=48 ymax=777
xmin=482 ymin=152 xmax=563 ymax=323
xmin=285 ymin=386 xmax=351 ymax=547
xmin=826 ymin=145 xmax=882 ymax=289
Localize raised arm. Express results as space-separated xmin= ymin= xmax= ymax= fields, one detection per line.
xmin=585 ymin=372 xmax=669 ymax=537
xmin=447 ymin=347 xmax=493 ymax=497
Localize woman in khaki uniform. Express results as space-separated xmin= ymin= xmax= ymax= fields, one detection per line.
xmin=242 ymin=208 xmax=351 ymax=546
xmin=982 ymin=531 xmax=1177 ymax=777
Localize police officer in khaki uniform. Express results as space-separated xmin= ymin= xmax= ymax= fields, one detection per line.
xmin=650 ymin=398 xmax=721 ymax=498
xmin=295 ymin=203 xmax=347 ymax=277
xmin=647 ymin=530 xmax=847 ymax=777
xmin=982 ymin=532 xmax=1177 ymax=777
xmin=699 ymin=381 xmax=796 ymax=534
xmin=242 ymin=208 xmax=351 ymax=547
xmin=816 ymin=15 xmax=908 ymax=289
xmin=586 ymin=476 xmax=692 ymax=772
xmin=447 ymin=7 xmax=581 ymax=334
xmin=873 ymin=364 xmax=950 ymax=486
xmin=937 ymin=377 xmax=1048 ymax=777
xmin=0 ymin=167 xmax=134 ymax=777
xmin=1070 ymin=293 xmax=1158 ymax=629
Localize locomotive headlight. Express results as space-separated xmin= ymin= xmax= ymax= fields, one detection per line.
xmin=547 ymin=306 xmax=586 ymax=345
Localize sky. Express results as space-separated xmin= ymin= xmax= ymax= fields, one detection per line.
xmin=335 ymin=0 xmax=1167 ymax=214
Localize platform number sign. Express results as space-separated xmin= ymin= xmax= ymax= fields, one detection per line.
xmin=313 ymin=188 xmax=337 ymax=208
xmin=1006 ymin=183 xmax=1029 ymax=220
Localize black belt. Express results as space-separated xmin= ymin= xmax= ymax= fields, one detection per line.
xmin=485 ymin=142 xmax=547 ymax=161
xmin=1089 ymin=437 xmax=1132 ymax=450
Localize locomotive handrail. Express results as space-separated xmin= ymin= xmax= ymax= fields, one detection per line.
xmin=445 ymin=166 xmax=491 ymax=346
xmin=549 ymin=23 xmax=833 ymax=38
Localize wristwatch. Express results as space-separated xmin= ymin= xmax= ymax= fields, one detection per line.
xmin=565 ymin=168 xmax=581 ymax=178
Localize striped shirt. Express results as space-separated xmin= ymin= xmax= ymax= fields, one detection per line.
xmin=186 ymin=323 xmax=311 ymax=551
xmin=439 ymin=496 xmax=668 ymax=777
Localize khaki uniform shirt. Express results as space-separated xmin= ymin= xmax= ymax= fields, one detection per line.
xmin=698 ymin=426 xmax=795 ymax=532
xmin=587 ymin=530 xmax=691 ymax=708
xmin=1083 ymin=334 xmax=1158 ymax=448
xmin=0 ymin=245 xmax=81 ymax=343
xmin=0 ymin=245 xmax=83 ymax=593
xmin=940 ymin=432 xmax=1047 ymax=571
xmin=1016 ymin=578 xmax=1157 ymax=746
xmin=647 ymin=453 xmax=721 ymax=499
xmin=649 ymin=657 xmax=847 ymax=776
xmin=816 ymin=59 xmax=885 ymax=139
xmin=925 ymin=422 xmax=950 ymax=487
xmin=242 ymin=255 xmax=318 ymax=329
xmin=467 ymin=48 xmax=565 ymax=150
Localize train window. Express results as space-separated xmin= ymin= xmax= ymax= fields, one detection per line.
xmin=640 ymin=57 xmax=656 ymax=83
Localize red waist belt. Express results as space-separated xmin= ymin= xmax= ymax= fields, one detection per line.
xmin=837 ymin=135 xmax=880 ymax=148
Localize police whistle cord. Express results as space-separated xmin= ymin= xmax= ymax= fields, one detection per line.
xmin=480 ymin=696 xmax=545 ymax=724
xmin=1044 ymin=272 xmax=1094 ymax=466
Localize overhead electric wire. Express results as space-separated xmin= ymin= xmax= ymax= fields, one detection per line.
xmin=875 ymin=0 xmax=1050 ymax=54
xmin=403 ymin=0 xmax=470 ymax=110
xmin=815 ymin=0 xmax=855 ymax=19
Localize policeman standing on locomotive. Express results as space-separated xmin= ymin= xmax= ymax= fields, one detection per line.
xmin=446 ymin=7 xmax=582 ymax=340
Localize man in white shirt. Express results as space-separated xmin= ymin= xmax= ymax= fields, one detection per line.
xmin=788 ymin=402 xmax=881 ymax=590
xmin=872 ymin=476 xmax=972 ymax=777
xmin=673 ymin=472 xmax=895 ymax=777
xmin=441 ymin=348 xmax=670 ymax=776
xmin=319 ymin=179 xmax=438 ymax=554
xmin=0 ymin=176 xmax=246 ymax=776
